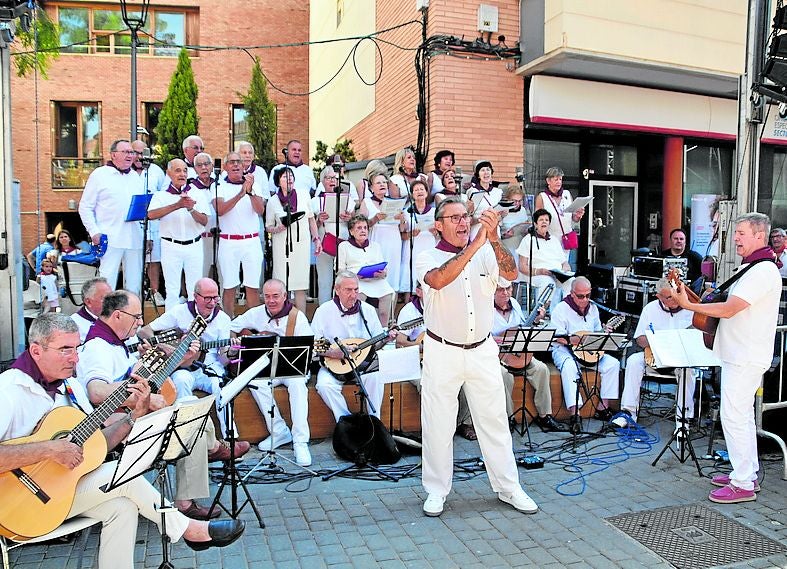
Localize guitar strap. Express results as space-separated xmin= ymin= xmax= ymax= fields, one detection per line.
xmin=708 ymin=258 xmax=770 ymax=298
xmin=356 ymin=304 xmax=374 ymax=339
xmin=285 ymin=306 xmax=299 ymax=337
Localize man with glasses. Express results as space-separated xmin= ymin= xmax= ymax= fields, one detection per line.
xmin=189 ymin=152 xmax=220 ymax=278
xmin=0 ymin=314 xmax=246 ymax=567
xmin=147 ymin=159 xmax=210 ymax=310
xmin=79 ymin=139 xmax=145 ymax=295
xmin=269 ymin=139 xmax=317 ymax=196
xmin=237 ymin=141 xmax=270 ymax=198
xmin=550 ymin=277 xmax=620 ymax=431
xmin=182 ymin=135 xmax=205 ymax=178
xmin=769 ymin=227 xmax=787 ymax=277
xmin=131 ymin=140 xmax=167 ymax=306
xmin=71 ymin=277 xmax=113 ymax=341
xmin=214 ymin=151 xmax=265 ymax=318
xmin=614 ymin=278 xmax=695 ymax=432
xmin=416 ymin=196 xmax=538 ymax=517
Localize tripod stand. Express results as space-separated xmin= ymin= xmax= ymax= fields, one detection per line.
xmin=652 ymin=368 xmax=703 ymax=475
xmin=322 ymin=339 xmax=400 ymax=481
xmin=207 ymin=354 xmax=270 ymax=527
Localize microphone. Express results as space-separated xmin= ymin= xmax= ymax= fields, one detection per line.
xmin=140 ymin=147 xmax=152 ymax=168
xmin=334 ymin=337 xmax=352 ymax=361
xmin=282 ymin=148 xmax=289 ymax=157
xmin=590 ymin=299 xmax=628 ymax=317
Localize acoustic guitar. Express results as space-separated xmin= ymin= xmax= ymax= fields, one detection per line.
xmin=572 ymin=315 xmax=626 ymax=367
xmin=316 ymin=318 xmax=424 ymax=382
xmin=666 ymin=268 xmax=719 ymax=349
xmin=0 ymin=316 xmax=207 ymax=541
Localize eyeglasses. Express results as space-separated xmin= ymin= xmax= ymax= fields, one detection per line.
xmin=41 ymin=344 xmax=81 ymax=356
xmin=114 ymin=150 xmax=135 ymax=155
xmin=195 ymin=292 xmax=221 ymax=302
xmin=190 ymin=145 xmax=204 ymax=151
xmin=226 ymin=159 xmax=242 ymax=165
xmin=325 ymin=176 xmax=338 ymax=181
xmin=573 ymin=293 xmax=591 ymax=299
xmin=195 ymin=162 xmax=212 ymax=167
xmin=437 ymin=213 xmax=472 ymax=224
xmin=118 ymin=309 xmax=144 ymax=320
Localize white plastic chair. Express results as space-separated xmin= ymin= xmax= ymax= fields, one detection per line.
xmin=1 ymin=516 xmax=100 ymax=569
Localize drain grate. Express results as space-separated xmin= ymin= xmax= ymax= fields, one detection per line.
xmin=607 ymin=503 xmax=786 ymax=569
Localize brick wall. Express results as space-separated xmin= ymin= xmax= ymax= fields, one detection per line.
xmin=11 ymin=0 xmax=310 ymax=252
xmin=343 ymin=0 xmax=523 ymax=181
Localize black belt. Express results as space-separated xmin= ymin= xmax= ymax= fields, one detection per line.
xmin=426 ymin=330 xmax=489 ymax=350
xmin=162 ymin=235 xmax=201 ymax=246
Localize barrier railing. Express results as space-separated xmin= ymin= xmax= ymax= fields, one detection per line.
xmin=757 ymin=325 xmax=787 ymax=480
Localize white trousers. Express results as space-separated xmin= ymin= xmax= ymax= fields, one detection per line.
xmin=170 ymin=368 xmax=235 ymax=438
xmin=217 ymin=238 xmax=263 ymax=289
xmin=99 ymin=246 xmax=143 ymax=295
xmin=250 ymin=376 xmax=310 ymax=444
xmin=621 ymin=352 xmax=696 ymax=422
xmin=421 ymin=336 xmax=520 ymax=498
xmin=720 ymin=361 xmax=764 ymax=491
xmin=67 ymin=461 xmax=190 ymax=569
xmin=160 ymin=239 xmax=204 ymax=310
xmin=316 ymin=367 xmax=384 ymax=422
xmin=551 ymin=345 xmax=619 ymax=409
xmin=316 ymin=252 xmax=336 ymax=305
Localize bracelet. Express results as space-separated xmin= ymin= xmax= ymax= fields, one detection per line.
xmin=124 ymin=409 xmax=136 ymax=428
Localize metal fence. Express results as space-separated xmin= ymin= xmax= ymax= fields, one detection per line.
xmin=758 ymin=325 xmax=787 ymax=480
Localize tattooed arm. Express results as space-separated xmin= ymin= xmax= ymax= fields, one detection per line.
xmin=478 ymin=209 xmax=518 ymax=281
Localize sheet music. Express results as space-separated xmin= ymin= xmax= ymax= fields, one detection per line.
xmin=219 ymin=354 xmax=270 ymax=408
xmin=379 ymin=197 xmax=407 ymax=224
xmin=378 ymin=345 xmax=421 ymax=383
xmin=645 ymin=329 xmax=721 ymax=368
xmin=500 ymin=208 xmax=530 ymax=232
xmin=163 ymin=396 xmax=215 ymax=461
xmin=108 ymin=406 xmax=175 ymax=489
xmin=563 ymin=196 xmax=593 ymax=213
xmin=321 ymin=193 xmax=350 ymax=225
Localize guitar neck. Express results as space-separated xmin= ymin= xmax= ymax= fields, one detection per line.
xmin=149 ymin=332 xmax=199 ymax=391
xmin=341 ymin=318 xmax=423 ymax=352
xmin=200 ymin=338 xmax=232 ymax=351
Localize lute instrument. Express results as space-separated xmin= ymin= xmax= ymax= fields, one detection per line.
xmin=571 ymin=315 xmax=626 ymax=367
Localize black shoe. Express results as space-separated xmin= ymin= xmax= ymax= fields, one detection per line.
xmin=569 ymin=415 xmax=582 ymax=435
xmin=593 ymin=408 xmax=614 ymax=422
xmin=535 ymin=415 xmax=568 ymax=433
xmin=184 ymin=519 xmax=245 ymax=551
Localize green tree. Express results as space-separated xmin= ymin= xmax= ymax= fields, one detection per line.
xmin=12 ymin=7 xmax=61 ymax=78
xmin=239 ymin=58 xmax=277 ymax=171
xmin=154 ymin=48 xmax=199 ymax=167
xmin=312 ymin=139 xmax=356 ymax=178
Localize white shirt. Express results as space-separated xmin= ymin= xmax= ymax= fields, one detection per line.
xmin=311 ymin=299 xmax=384 ymax=343
xmin=777 ymin=249 xmax=787 ymax=278
xmin=492 ymin=297 xmax=526 ymax=336
xmin=416 ymin=244 xmax=499 ymax=344
xmin=516 ymin=233 xmax=566 ymax=275
xmin=148 ymin=304 xmax=232 ymax=369
xmin=269 ymin=163 xmax=317 ymax=196
xmin=149 ymin=187 xmax=211 ymax=240
xmin=550 ymin=300 xmax=602 ymax=340
xmin=539 ymin=190 xmax=574 ymax=241
xmin=633 ymin=299 xmax=693 ymax=339
xmin=230 ymin=305 xmax=313 ymax=337
xmin=265 ymin=188 xmax=315 ymax=229
xmin=216 ymin=179 xmax=263 ymax=235
xmin=76 ymin=337 xmax=135 ymax=391
xmin=135 ymin=163 xmax=167 ymax=193
xmin=0 ymin=369 xmax=93 ymax=441
xmin=716 ymin=261 xmax=782 ymax=368
xmin=79 ymin=165 xmax=145 ymax=249
xmin=245 ymin=164 xmax=270 ymax=198
xmin=396 ymin=301 xmax=425 ymax=341
xmin=71 ymin=309 xmax=99 ymax=342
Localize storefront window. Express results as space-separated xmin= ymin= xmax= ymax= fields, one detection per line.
xmin=768 ymin=149 xmax=787 ymax=229
xmin=523 ymin=140 xmax=580 ymax=196
xmin=587 ymin=144 xmax=637 ymax=177
xmin=683 ymin=143 xmax=733 ymax=221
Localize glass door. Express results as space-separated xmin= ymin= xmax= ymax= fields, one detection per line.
xmin=586 ymin=181 xmax=639 ymax=268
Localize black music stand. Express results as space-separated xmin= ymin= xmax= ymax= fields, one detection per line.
xmin=236 ymin=335 xmax=318 ymax=477
xmin=207 ymin=354 xmax=270 ymax=527
xmin=567 ymin=332 xmax=628 ymax=445
xmin=651 ymin=367 xmax=702 ymax=475
xmin=105 ymin=397 xmax=214 ymax=569
xmin=499 ymin=327 xmax=556 ymax=445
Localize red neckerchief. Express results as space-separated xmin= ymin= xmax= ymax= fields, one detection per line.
xmin=191 ymin=177 xmax=212 ymax=190
xmin=276 ymin=187 xmax=298 ymax=212
xmin=106 ymin=160 xmax=131 ymax=175
xmin=535 ymin=229 xmax=551 ymax=241
xmin=85 ymin=319 xmax=128 ymax=356
xmin=495 ymin=299 xmax=513 ymax=316
xmin=563 ymin=295 xmax=589 ymax=319
xmin=333 ymin=295 xmax=361 ymax=317
xmin=436 ymin=239 xmax=463 ymax=253
xmin=347 ymin=237 xmax=368 ymax=250
xmin=545 ymin=187 xmax=564 ymax=199
xmin=658 ymin=301 xmax=683 ymax=315
xmin=10 ymin=350 xmax=63 ymax=400
xmin=131 ymin=163 xmax=144 ymax=172
xmin=371 ymin=195 xmax=383 ymax=205
xmin=267 ymin=300 xmax=293 ymax=323
xmin=410 ymin=202 xmax=432 ymax=215
xmin=187 ymin=300 xmax=220 ymax=322
xmin=411 ymin=296 xmax=423 ymax=314
xmin=245 ymin=164 xmax=257 ymax=175
xmin=166 ymin=183 xmax=186 ymax=195
xmin=743 ymin=246 xmax=781 ymax=268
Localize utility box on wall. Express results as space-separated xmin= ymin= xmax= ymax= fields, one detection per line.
xmin=478 ymin=4 xmax=498 ymax=33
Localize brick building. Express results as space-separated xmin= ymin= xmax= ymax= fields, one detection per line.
xmin=12 ymin=0 xmax=310 ymax=253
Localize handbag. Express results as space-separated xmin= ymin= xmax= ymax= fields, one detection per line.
xmin=321 ymin=233 xmax=343 ymax=256
xmin=548 ymin=192 xmax=579 ymax=250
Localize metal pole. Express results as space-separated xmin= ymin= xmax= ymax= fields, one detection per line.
xmin=130 ymin=28 xmax=137 ymax=141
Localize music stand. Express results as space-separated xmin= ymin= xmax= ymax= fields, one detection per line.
xmin=567 ymin=332 xmax=628 ymax=445
xmin=207 ymin=354 xmax=270 ymax=527
xmin=499 ymin=328 xmax=556 ymax=445
xmin=237 ymin=335 xmax=318 ymax=478
xmin=105 ymin=397 xmax=214 ymax=569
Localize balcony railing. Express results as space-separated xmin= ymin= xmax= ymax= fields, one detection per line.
xmin=51 ymin=157 xmax=102 ymax=190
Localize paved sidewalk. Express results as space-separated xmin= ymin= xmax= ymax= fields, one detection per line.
xmin=7 ymin=401 xmax=787 ymax=569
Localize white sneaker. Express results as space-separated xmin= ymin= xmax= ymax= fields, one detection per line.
xmin=498 ymin=488 xmax=538 ymax=514
xmin=423 ymin=494 xmax=445 ymax=517
xmin=257 ymin=430 xmax=293 ymax=451
xmin=152 ymin=291 xmax=165 ymax=306
xmin=293 ymin=443 xmax=312 ymax=467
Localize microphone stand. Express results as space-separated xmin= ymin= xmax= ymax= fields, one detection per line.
xmin=322 ymin=338 xmax=399 ymax=482
xmin=211 ymin=167 xmax=221 ymax=285
xmin=519 ymin=172 xmax=536 ymax=312
xmin=331 ymin=162 xmax=344 ymax=291
xmin=140 ymin=158 xmax=151 ymax=311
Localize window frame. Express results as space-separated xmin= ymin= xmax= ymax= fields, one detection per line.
xmin=51 ymin=101 xmax=103 ymax=190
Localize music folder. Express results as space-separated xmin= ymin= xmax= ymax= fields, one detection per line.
xmin=645 ymin=329 xmax=721 ymax=368
xmin=126 ymin=193 xmax=153 ymax=222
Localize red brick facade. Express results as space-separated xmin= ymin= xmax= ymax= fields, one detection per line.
xmin=343 ymin=0 xmax=523 ymax=182
xmin=12 ymin=0 xmax=310 ymax=252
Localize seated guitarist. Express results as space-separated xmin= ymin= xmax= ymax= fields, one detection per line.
xmin=137 ymin=278 xmax=242 ymax=440
xmin=0 ymin=314 xmax=245 ymax=569
xmin=550 ymin=277 xmax=620 ymax=431
xmin=492 ymin=279 xmax=566 ymax=432
xmin=615 ymin=278 xmax=696 ymax=432
xmin=311 ymin=270 xmax=396 ymax=423
xmin=229 ymin=278 xmax=314 ymax=467
xmin=76 ymin=290 xmax=246 ymax=522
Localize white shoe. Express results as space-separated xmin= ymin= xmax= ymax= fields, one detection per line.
xmin=152 ymin=291 xmax=165 ymax=306
xmin=423 ymin=494 xmax=445 ymax=517
xmin=257 ymin=430 xmax=293 ymax=451
xmin=498 ymin=488 xmax=538 ymax=514
xmin=293 ymin=443 xmax=312 ymax=467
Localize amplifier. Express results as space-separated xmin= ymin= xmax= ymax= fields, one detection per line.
xmin=631 ymin=256 xmax=688 ymax=279
xmin=616 ymin=277 xmax=657 ymax=316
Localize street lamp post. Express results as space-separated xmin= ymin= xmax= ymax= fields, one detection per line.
xmin=120 ymin=0 xmax=150 ymax=141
